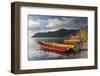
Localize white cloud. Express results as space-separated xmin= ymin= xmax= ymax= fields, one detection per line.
xmin=29 ymin=17 xmax=80 ymax=31
xmin=48 ymin=18 xmax=63 ymax=27
xmin=47 ymin=18 xmax=74 ymax=29
xmin=29 ymin=19 xmax=40 ymax=29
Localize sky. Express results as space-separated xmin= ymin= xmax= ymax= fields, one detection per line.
xmin=28 ymin=15 xmax=88 ymax=32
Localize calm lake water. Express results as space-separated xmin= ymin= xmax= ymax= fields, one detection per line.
xmin=28 ymin=38 xmax=71 ymax=60
xmin=28 ymin=30 xmax=70 ymax=60
xmin=28 ymin=30 xmax=87 ymax=60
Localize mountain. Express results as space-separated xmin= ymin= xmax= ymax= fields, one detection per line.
xmin=32 ymin=29 xmax=79 ymax=38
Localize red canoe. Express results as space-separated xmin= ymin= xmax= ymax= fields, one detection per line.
xmin=38 ymin=42 xmax=70 ymax=54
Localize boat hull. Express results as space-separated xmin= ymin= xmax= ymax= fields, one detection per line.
xmin=39 ymin=42 xmax=70 ymax=54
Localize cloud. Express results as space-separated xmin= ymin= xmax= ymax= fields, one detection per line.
xmin=29 ymin=19 xmax=40 ymax=29
xmin=47 ymin=18 xmax=75 ymax=30
xmin=48 ymin=18 xmax=64 ymax=27
xmin=29 ymin=18 xmax=48 ymax=31
xmin=28 ymin=16 xmax=87 ymax=31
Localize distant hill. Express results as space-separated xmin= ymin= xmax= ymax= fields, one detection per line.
xmin=32 ymin=29 xmax=79 ymax=38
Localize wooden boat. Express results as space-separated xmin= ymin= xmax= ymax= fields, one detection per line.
xmin=38 ymin=41 xmax=74 ymax=54
xmin=64 ymin=36 xmax=81 ymax=44
xmin=64 ymin=39 xmax=81 ymax=44
xmin=46 ymin=42 xmax=75 ymax=48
